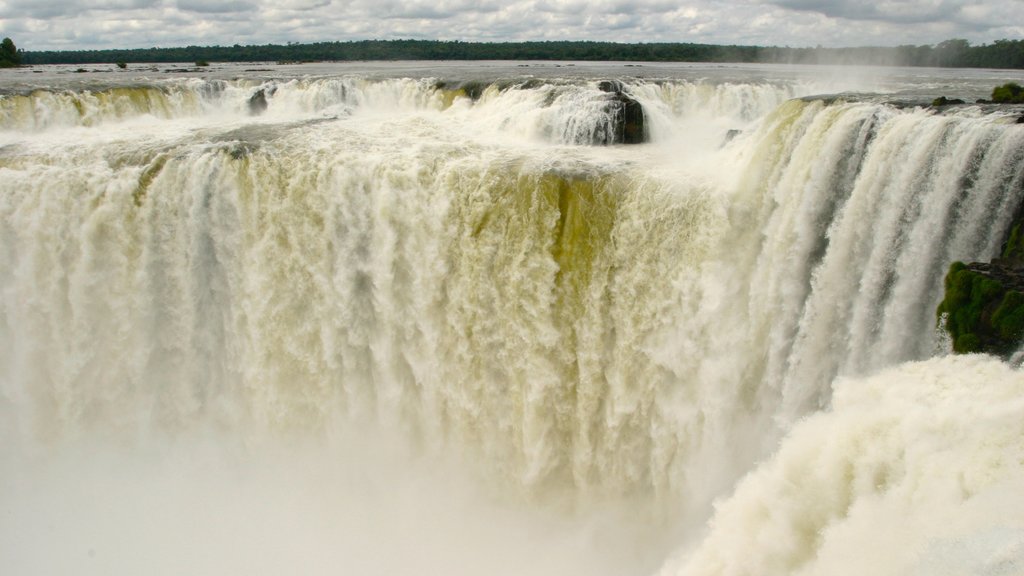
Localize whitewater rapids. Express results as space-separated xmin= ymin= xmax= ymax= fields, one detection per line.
xmin=1 ymin=62 xmax=1023 ymax=575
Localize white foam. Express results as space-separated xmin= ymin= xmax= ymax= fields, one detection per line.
xmin=662 ymin=355 xmax=1024 ymax=576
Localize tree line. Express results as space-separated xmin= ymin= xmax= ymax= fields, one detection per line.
xmin=10 ymin=38 xmax=1024 ymax=69
xmin=0 ymin=37 xmax=20 ymax=67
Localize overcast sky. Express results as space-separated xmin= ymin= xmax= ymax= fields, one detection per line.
xmin=0 ymin=0 xmax=1022 ymax=51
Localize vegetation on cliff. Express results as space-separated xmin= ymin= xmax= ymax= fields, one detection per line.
xmin=937 ymin=262 xmax=1024 ymax=354
xmin=938 ymin=216 xmax=1024 ymax=356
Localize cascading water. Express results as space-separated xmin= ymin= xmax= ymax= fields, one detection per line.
xmin=1 ymin=63 xmax=1022 ymax=575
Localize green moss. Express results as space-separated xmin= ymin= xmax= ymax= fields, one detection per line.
xmin=991 ymin=82 xmax=1024 ymax=104
xmin=936 ymin=263 xmax=992 ymax=349
xmin=954 ymin=333 xmax=982 ymax=353
xmin=938 ymin=264 xmax=998 ymax=326
xmin=937 ymin=261 xmax=1024 ymax=355
xmin=992 ymin=291 xmax=1024 ymax=341
xmin=1002 ymin=223 xmax=1024 ymax=262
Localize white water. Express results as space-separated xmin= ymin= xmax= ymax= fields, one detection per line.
xmin=1 ymin=62 xmax=1023 ymax=575
xmin=661 ymin=355 xmax=1024 ymax=576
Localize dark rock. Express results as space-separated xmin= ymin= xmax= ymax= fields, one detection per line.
xmin=433 ymin=80 xmax=489 ymax=101
xmin=597 ymin=80 xmax=647 ymax=145
xmin=248 ymin=88 xmax=269 ymax=115
xmin=1017 ymin=115 xmax=1024 ymax=124
xmin=461 ymin=81 xmax=488 ymax=101
xmin=723 ymin=129 xmax=742 ymax=146
xmin=932 ymin=96 xmax=965 ymax=106
xmin=597 ymin=80 xmax=624 ymax=93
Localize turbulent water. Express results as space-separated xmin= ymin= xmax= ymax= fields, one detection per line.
xmin=1 ymin=61 xmax=1023 ymax=575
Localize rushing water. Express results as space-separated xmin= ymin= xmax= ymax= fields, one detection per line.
xmin=1 ymin=61 xmax=1023 ymax=575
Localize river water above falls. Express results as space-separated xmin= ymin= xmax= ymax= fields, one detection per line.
xmin=1 ymin=61 xmax=1023 ymax=576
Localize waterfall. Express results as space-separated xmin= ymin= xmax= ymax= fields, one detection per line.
xmin=2 ymin=67 xmax=1022 ymax=575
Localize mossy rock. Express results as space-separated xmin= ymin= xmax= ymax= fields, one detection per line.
xmin=954 ymin=333 xmax=982 ymax=353
xmin=991 ymin=82 xmax=1024 ymax=104
xmin=992 ymin=291 xmax=1024 ymax=341
xmin=1002 ymin=223 xmax=1024 ymax=263
xmin=937 ymin=262 xmax=1024 ymax=355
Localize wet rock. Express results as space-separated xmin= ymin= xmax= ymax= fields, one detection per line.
xmin=931 ymin=96 xmax=965 ymax=106
xmin=597 ymin=80 xmax=625 ymax=93
xmin=597 ymin=80 xmax=646 ymax=145
xmin=249 ymin=88 xmax=268 ymax=115
xmin=723 ymin=129 xmax=742 ymax=146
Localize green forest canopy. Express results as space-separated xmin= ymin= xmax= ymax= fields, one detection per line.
xmin=11 ymin=38 xmax=1024 ymax=69
xmin=0 ymin=37 xmax=20 ymax=67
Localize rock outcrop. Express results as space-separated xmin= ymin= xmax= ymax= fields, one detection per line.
xmin=248 ymin=88 xmax=269 ymax=115
xmin=931 ymin=96 xmax=965 ymax=106
xmin=597 ymin=80 xmax=646 ymax=145
xmin=992 ymin=82 xmax=1024 ymax=104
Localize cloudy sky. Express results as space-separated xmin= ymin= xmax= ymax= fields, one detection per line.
xmin=0 ymin=0 xmax=1022 ymax=51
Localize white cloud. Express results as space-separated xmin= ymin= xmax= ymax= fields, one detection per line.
xmin=0 ymin=0 xmax=160 ymax=19
xmin=0 ymin=0 xmax=1021 ymax=51
xmin=176 ymin=0 xmax=257 ymax=14
xmin=765 ymin=0 xmax=1024 ymax=28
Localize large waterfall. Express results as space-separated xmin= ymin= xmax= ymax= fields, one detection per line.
xmin=2 ymin=63 xmax=1023 ymax=575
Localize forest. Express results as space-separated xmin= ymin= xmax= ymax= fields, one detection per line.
xmin=12 ymin=38 xmax=1024 ymax=69
xmin=0 ymin=37 xmax=20 ymax=67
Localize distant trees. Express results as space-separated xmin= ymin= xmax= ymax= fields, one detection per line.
xmin=17 ymin=40 xmax=756 ymax=65
xmin=760 ymin=38 xmax=1024 ymax=68
xmin=0 ymin=37 xmax=20 ymax=67
xmin=931 ymin=38 xmax=970 ymax=67
xmin=12 ymin=38 xmax=1024 ymax=70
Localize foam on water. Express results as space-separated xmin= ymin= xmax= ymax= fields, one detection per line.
xmin=660 ymin=355 xmax=1024 ymax=576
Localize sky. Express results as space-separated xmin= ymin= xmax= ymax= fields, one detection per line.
xmin=0 ymin=0 xmax=1022 ymax=51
